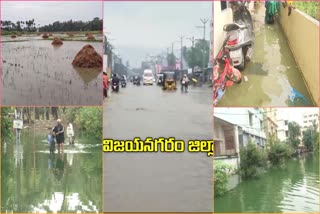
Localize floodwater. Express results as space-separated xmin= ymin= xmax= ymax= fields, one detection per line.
xmin=218 ymin=4 xmax=314 ymax=107
xmin=214 ymin=154 xmax=319 ymax=212
xmin=1 ymin=131 xmax=102 ymax=213
xmin=2 ymin=36 xmax=102 ymax=106
xmin=104 ymin=83 xmax=213 ymax=212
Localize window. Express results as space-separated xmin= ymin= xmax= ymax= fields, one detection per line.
xmin=260 ymin=120 xmax=263 ymax=129
xmin=285 ymin=131 xmax=288 ymax=137
xmin=285 ymin=120 xmax=288 ymax=125
xmin=249 ymin=112 xmax=253 ymax=126
xmin=221 ymin=1 xmax=227 ymax=10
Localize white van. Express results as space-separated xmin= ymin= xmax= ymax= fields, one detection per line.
xmin=143 ymin=69 xmax=154 ymax=85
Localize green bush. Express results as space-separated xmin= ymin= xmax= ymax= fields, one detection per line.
xmin=214 ymin=161 xmax=233 ymax=197
xmin=268 ymin=143 xmax=292 ymax=166
xmin=74 ymin=107 xmax=102 ymax=141
xmin=240 ymin=142 xmax=265 ymax=179
xmin=293 ymin=1 xmax=319 ymax=20
xmin=1 ymin=107 xmax=13 ymax=143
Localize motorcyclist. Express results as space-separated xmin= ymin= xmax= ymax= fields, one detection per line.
xmin=181 ymin=74 xmax=190 ymax=92
xmin=112 ymin=74 xmax=120 ymax=85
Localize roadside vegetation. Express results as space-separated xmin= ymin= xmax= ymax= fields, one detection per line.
xmin=214 ymin=122 xmax=319 ymax=197
xmin=293 ymin=1 xmax=319 ymax=20
xmin=1 ymin=18 xmax=102 ymax=35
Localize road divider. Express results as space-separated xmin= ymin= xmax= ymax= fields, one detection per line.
xmin=103 ymin=137 xmax=214 ymax=156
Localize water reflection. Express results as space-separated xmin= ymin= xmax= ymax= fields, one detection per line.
xmin=1 ymin=133 xmax=102 ymax=213
xmin=214 ymin=154 xmax=319 ymax=212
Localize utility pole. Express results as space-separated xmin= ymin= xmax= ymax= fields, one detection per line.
xmin=197 ymin=18 xmax=209 ymax=41
xmin=179 ymin=35 xmax=184 ymax=70
xmin=171 ymin=42 xmax=174 ymax=54
xmin=187 ymin=36 xmax=195 ymax=72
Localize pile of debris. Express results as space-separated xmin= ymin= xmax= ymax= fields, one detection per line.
xmin=52 ymin=37 xmax=63 ymax=45
xmin=87 ymin=34 xmax=95 ymax=40
xmin=67 ymin=32 xmax=74 ymax=37
xmin=42 ymin=33 xmax=49 ymax=39
xmin=37 ymin=33 xmax=41 ymax=36
xmin=11 ymin=35 xmax=17 ymax=39
xmin=72 ymin=45 xmax=102 ymax=68
xmin=49 ymin=33 xmax=53 ymax=36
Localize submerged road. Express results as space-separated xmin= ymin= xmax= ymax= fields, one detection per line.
xmin=103 ymin=82 xmax=213 ymax=212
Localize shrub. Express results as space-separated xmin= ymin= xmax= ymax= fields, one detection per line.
xmin=268 ymin=143 xmax=292 ymax=166
xmin=214 ymin=161 xmax=233 ymax=197
xmin=240 ymin=142 xmax=265 ymax=179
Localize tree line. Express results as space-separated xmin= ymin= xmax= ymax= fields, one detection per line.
xmin=1 ymin=17 xmax=102 ymax=32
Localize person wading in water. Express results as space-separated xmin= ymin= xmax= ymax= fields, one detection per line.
xmin=53 ymin=119 xmax=65 ymax=153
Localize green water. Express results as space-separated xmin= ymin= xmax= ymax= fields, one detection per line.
xmin=214 ymin=154 xmax=319 ymax=212
xmin=1 ymin=132 xmax=102 ymax=213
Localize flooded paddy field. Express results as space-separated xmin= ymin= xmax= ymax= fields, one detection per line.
xmin=2 ymin=33 xmax=103 ymax=106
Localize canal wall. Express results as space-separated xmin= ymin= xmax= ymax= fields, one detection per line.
xmin=278 ymin=6 xmax=319 ymax=105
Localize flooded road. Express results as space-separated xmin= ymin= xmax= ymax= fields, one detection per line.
xmin=103 ymin=83 xmax=213 ymax=212
xmin=1 ymin=132 xmax=102 ymax=213
xmin=218 ymin=4 xmax=314 ymax=107
xmin=214 ymin=154 xmax=319 ymax=212
xmin=2 ymin=38 xmax=102 ymax=106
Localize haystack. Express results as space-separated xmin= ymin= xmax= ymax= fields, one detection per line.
xmin=52 ymin=37 xmax=63 ymax=45
xmin=87 ymin=34 xmax=95 ymax=40
xmin=42 ymin=33 xmax=49 ymax=39
xmin=72 ymin=45 xmax=102 ymax=68
xmin=11 ymin=35 xmax=17 ymax=39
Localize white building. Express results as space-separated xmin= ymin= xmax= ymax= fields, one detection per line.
xmin=302 ymin=111 xmax=319 ymax=132
xmin=214 ymin=108 xmax=267 ymax=169
xmin=277 ymin=113 xmax=289 ymax=142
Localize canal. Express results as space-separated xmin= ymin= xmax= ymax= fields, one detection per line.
xmin=217 ymin=3 xmax=314 ymax=106
xmin=1 ymin=131 xmax=102 ymax=213
xmin=214 ymin=153 xmax=319 ymax=212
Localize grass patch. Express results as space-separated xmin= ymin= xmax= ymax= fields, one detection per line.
xmin=293 ymin=1 xmax=319 ymax=20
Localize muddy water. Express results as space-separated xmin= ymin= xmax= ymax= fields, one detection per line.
xmin=1 ymin=132 xmax=102 ymax=213
xmin=104 ymin=84 xmax=213 ymax=212
xmin=218 ymin=4 xmax=314 ymax=107
xmin=2 ymin=39 xmax=102 ymax=106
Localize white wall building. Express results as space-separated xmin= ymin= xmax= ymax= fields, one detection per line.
xmin=302 ymin=111 xmax=319 ymax=132
xmin=214 ymin=108 xmax=267 ymax=148
xmin=277 ymin=112 xmax=289 ymax=142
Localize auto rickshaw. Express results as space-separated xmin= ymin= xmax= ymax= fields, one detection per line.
xmin=162 ymin=71 xmax=177 ymax=90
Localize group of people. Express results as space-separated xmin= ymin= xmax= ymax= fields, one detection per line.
xmin=48 ymin=119 xmax=75 ymax=154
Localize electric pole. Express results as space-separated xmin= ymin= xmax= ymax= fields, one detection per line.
xmin=179 ymin=35 xmax=184 ymax=70
xmin=197 ymin=18 xmax=209 ymax=41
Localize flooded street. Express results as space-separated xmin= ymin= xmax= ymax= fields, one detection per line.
xmin=103 ymin=83 xmax=213 ymax=212
xmin=214 ymin=154 xmax=319 ymax=212
xmin=2 ymin=38 xmax=102 ymax=106
xmin=1 ymin=132 xmax=102 ymax=213
xmin=218 ymin=4 xmax=314 ymax=107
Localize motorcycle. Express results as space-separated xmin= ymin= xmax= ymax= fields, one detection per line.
xmin=121 ymin=80 xmax=126 ymax=88
xmin=213 ymin=36 xmax=242 ymax=107
xmin=223 ymin=1 xmax=254 ymax=71
xmin=112 ymin=82 xmax=119 ymax=92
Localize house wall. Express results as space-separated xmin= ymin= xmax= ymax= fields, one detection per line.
xmin=278 ymin=6 xmax=319 ymax=105
xmin=215 ymin=108 xmax=266 ymax=137
xmin=213 ymin=1 xmax=233 ymax=57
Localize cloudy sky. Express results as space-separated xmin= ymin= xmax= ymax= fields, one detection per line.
xmin=104 ymin=2 xmax=212 ymax=68
xmin=1 ymin=2 xmax=102 ymax=26
xmin=277 ymin=108 xmax=319 ymax=125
